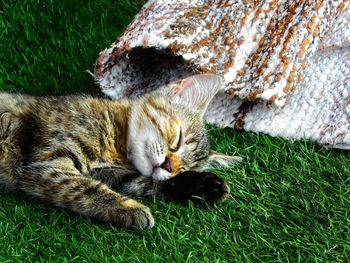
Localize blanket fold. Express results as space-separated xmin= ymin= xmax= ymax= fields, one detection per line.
xmin=95 ymin=0 xmax=350 ymax=149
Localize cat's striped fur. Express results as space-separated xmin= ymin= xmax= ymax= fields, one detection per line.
xmin=0 ymin=74 xmax=240 ymax=228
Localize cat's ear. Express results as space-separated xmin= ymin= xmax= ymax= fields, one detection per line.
xmin=169 ymin=74 xmax=222 ymax=115
xmin=204 ymin=151 xmax=242 ymax=169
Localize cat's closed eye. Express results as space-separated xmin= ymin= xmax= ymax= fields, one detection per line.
xmin=169 ymin=126 xmax=182 ymax=152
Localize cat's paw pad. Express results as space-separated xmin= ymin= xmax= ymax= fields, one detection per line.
xmin=162 ymin=171 xmax=230 ymax=205
xmin=198 ymin=172 xmax=230 ymax=203
xmin=128 ymin=206 xmax=155 ymax=229
xmin=114 ymin=201 xmax=155 ymax=229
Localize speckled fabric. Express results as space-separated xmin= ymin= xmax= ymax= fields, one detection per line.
xmin=95 ymin=0 xmax=350 ymax=149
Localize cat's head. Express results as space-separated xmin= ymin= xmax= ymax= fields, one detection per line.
xmin=127 ymin=74 xmax=241 ymax=180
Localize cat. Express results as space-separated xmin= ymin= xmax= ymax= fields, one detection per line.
xmin=0 ymin=74 xmax=241 ymax=229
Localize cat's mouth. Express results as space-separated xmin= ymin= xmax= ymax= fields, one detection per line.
xmin=127 ymin=139 xmax=176 ymax=180
xmin=151 ymin=167 xmax=172 ymax=181
xmin=149 ymin=156 xmax=173 ymax=181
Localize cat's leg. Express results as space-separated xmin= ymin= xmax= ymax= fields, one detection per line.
xmin=91 ymin=167 xmax=230 ymax=206
xmin=90 ymin=165 xmax=155 ymax=197
xmin=16 ymin=162 xmax=154 ymax=228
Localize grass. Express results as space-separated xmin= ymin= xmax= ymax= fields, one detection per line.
xmin=0 ymin=0 xmax=349 ymax=262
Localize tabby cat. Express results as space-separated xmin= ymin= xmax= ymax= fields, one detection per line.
xmin=0 ymin=74 xmax=240 ymax=229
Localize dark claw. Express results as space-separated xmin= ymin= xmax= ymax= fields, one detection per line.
xmin=209 ymin=180 xmax=222 ymax=186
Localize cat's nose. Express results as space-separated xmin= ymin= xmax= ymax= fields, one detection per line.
xmin=160 ymin=156 xmax=172 ymax=172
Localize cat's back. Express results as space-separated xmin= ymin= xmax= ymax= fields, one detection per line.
xmin=0 ymin=93 xmax=92 ymax=125
xmin=0 ymin=93 xmax=35 ymax=113
xmin=1 ymin=92 xmax=130 ymax=154
xmin=0 ymin=93 xmax=112 ymax=120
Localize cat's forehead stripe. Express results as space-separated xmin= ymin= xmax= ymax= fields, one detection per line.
xmin=141 ymin=105 xmax=165 ymax=138
xmin=147 ymin=97 xmax=170 ymax=115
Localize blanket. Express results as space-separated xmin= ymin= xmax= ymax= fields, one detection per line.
xmin=94 ymin=0 xmax=350 ymax=149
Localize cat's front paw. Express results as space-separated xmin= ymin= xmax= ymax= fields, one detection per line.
xmin=161 ymin=171 xmax=230 ymax=205
xmin=109 ymin=200 xmax=155 ymax=229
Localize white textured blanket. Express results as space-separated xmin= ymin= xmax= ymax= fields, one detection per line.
xmin=95 ymin=0 xmax=350 ymax=149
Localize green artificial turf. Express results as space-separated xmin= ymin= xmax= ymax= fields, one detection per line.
xmin=0 ymin=0 xmax=349 ymax=262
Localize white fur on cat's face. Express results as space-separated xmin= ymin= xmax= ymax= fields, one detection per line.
xmin=126 ymin=74 xmax=242 ymax=181
xmin=128 ymin=129 xmax=175 ymax=181
xmin=127 ymin=95 xmax=183 ymax=180
xmin=127 ymin=120 xmax=171 ymax=180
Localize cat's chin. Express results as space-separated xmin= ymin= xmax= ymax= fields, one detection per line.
xmin=151 ymin=167 xmax=172 ymax=181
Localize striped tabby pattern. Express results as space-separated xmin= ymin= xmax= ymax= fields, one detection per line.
xmin=0 ymin=74 xmax=240 ymax=228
